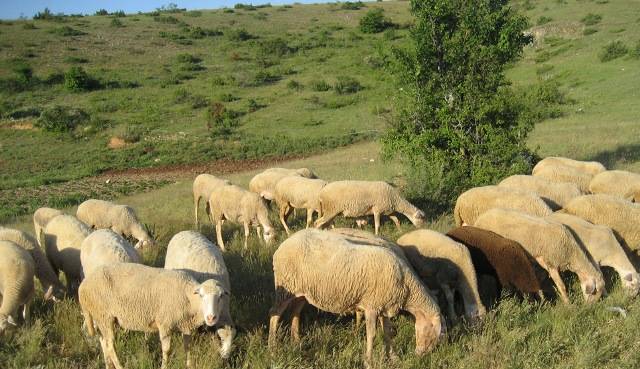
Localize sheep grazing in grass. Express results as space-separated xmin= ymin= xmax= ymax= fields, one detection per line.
xmin=532 ymin=165 xmax=593 ymax=193
xmin=76 ymin=199 xmax=153 ymax=250
xmin=164 ymin=231 xmax=235 ymax=359
xmin=446 ymin=226 xmax=543 ymax=303
xmin=533 ymin=157 xmax=606 ymax=177
xmin=396 ymin=229 xmax=486 ymax=322
xmin=589 ymin=170 xmax=640 ymax=202
xmin=0 ymin=240 xmax=35 ymax=334
xmin=80 ymin=229 xmax=141 ymax=278
xmin=208 ymin=184 xmax=275 ymax=250
xmin=498 ymin=174 xmax=583 ymax=210
xmin=0 ymin=227 xmax=64 ymax=301
xmin=192 ymin=174 xmax=231 ymax=227
xmin=274 ymin=176 xmax=328 ymax=234
xmin=269 ymin=229 xmax=444 ymax=365
xmin=38 ymin=214 xmax=92 ymax=296
xmin=474 ymin=208 xmax=605 ymax=304
xmin=453 ymin=185 xmax=553 ymax=227
xmin=314 ymin=180 xmax=426 ymax=235
xmin=33 ymin=207 xmax=64 ymax=247
xmin=547 ymin=212 xmax=640 ymax=296
xmin=562 ymin=194 xmax=640 ymax=252
xmin=79 ymin=263 xmax=227 ymax=369
xmin=249 ymin=167 xmax=317 ymax=200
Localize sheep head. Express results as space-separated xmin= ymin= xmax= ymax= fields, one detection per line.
xmin=413 ymin=310 xmax=444 ymax=356
xmin=622 ymin=272 xmax=640 ymax=297
xmin=580 ymin=273 xmax=605 ymax=303
xmin=411 ymin=210 xmax=426 ymax=227
xmin=194 ymin=279 xmax=230 ymax=327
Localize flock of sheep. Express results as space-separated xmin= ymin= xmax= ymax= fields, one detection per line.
xmin=2 ymin=158 xmax=640 ymax=368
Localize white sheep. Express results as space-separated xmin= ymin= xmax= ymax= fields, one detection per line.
xmin=33 ymin=207 xmax=64 ymax=247
xmin=192 ymin=174 xmax=231 ymax=227
xmin=80 ymin=229 xmax=141 ymax=278
xmin=498 ymin=174 xmax=583 ymax=210
xmin=164 ymin=231 xmax=235 ymax=359
xmin=396 ymin=229 xmax=486 ymax=322
xmin=0 ymin=226 xmax=64 ymax=300
xmin=453 ymin=185 xmax=553 ymax=226
xmin=314 ymin=180 xmax=426 ymax=235
xmin=249 ymin=167 xmax=316 ymax=200
xmin=269 ymin=229 xmax=444 ymax=365
xmin=474 ymin=208 xmax=605 ymax=304
xmin=532 ymin=164 xmax=593 ymax=193
xmin=533 ymin=157 xmax=606 ymax=176
xmin=38 ymin=214 xmax=92 ymax=295
xmin=589 ymin=170 xmax=640 ymax=202
xmin=547 ymin=212 xmax=640 ymax=296
xmin=208 ymin=184 xmax=275 ymax=250
xmin=79 ymin=263 xmax=227 ymax=369
xmin=0 ymin=240 xmax=35 ymax=333
xmin=273 ymin=176 xmax=328 ymax=234
xmin=76 ymin=199 xmax=153 ymax=249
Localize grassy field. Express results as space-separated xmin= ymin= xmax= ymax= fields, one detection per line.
xmin=2 ymin=0 xmax=640 ymax=368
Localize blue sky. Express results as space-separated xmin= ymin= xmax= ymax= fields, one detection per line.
xmin=0 ymin=0 xmax=331 ymax=20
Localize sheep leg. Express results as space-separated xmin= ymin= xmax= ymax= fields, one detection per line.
xmin=216 ymin=325 xmax=235 ymax=359
xmin=159 ymin=329 xmax=172 ymax=369
xmin=547 ymin=268 xmax=570 ymax=304
xmin=98 ymin=337 xmax=113 ymax=369
xmin=183 ymin=334 xmax=192 ymax=369
xmin=194 ymin=196 xmax=200 ymax=227
xmin=22 ymin=303 xmax=30 ymax=324
xmin=268 ymin=296 xmax=295 ymax=349
xmin=389 ymin=215 xmax=402 ymax=231
xmin=354 ymin=310 xmax=362 ymax=332
xmin=442 ymin=284 xmax=458 ymax=324
xmin=314 ymin=211 xmax=339 ymax=230
xmin=290 ymin=297 xmax=307 ymax=343
xmin=103 ymin=323 xmax=124 ymax=369
xmin=373 ymin=212 xmax=381 ymax=235
xmin=364 ymin=309 xmax=378 ymax=367
xmin=215 ymin=220 xmax=225 ymax=251
xmin=305 ymin=208 xmax=314 ymax=229
xmin=279 ymin=204 xmax=293 ymax=235
xmin=381 ymin=316 xmax=398 ymax=360
xmin=243 ymin=222 xmax=250 ymax=249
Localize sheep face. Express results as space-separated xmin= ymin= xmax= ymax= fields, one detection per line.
xmin=195 ymin=280 xmax=229 ymax=327
xmin=622 ymin=272 xmax=640 ymax=297
xmin=411 ymin=210 xmax=426 ymax=227
xmin=45 ymin=284 xmax=65 ymax=302
xmin=414 ymin=312 xmax=444 ymax=356
xmin=263 ymin=227 xmax=276 ymax=244
xmin=0 ymin=314 xmax=17 ymax=333
xmin=135 ymin=238 xmax=154 ymax=250
xmin=580 ymin=276 xmax=603 ymax=303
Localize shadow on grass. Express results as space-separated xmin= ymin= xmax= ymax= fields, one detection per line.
xmin=585 ymin=143 xmax=640 ymax=168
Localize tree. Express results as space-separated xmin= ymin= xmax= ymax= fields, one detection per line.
xmin=382 ymin=0 xmax=534 ymax=210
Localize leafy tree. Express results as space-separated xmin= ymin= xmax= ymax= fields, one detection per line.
xmin=359 ymin=8 xmax=392 ymax=33
xmin=382 ymin=0 xmax=534 ymax=210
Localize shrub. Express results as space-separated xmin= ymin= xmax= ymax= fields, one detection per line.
xmin=205 ymin=102 xmax=240 ymax=139
xmin=537 ymin=16 xmax=552 ymax=25
xmin=153 ymin=15 xmax=179 ymax=24
xmin=7 ymin=107 xmax=41 ymax=119
xmin=599 ymin=41 xmax=628 ymax=62
xmin=95 ymin=9 xmax=108 ymax=16
xmin=63 ymin=66 xmax=97 ymax=91
xmin=184 ymin=26 xmax=222 ymax=38
xmin=581 ymin=13 xmax=602 ymax=26
xmin=334 ymin=76 xmax=362 ymax=94
xmin=190 ymin=94 xmax=208 ymax=109
xmin=110 ymin=18 xmax=124 ymax=27
xmin=359 ymin=8 xmax=393 ymax=33
xmin=287 ymin=79 xmax=302 ymax=90
xmin=223 ymin=8 xmax=235 ymax=13
xmin=226 ymin=28 xmax=254 ymax=41
xmin=247 ymin=98 xmax=266 ymax=112
xmin=113 ymin=10 xmax=126 ymax=17
xmin=258 ymin=38 xmax=293 ymax=57
xmin=33 ymin=8 xmax=55 ymax=20
xmin=219 ymin=93 xmax=239 ymax=102
xmin=22 ymin=23 xmax=37 ymax=30
xmin=36 ymin=105 xmax=89 ymax=133
xmin=64 ymin=56 xmax=89 ymax=64
xmin=252 ymin=70 xmax=280 ymax=85
xmin=235 ymin=3 xmax=257 ymax=10
xmin=310 ymin=79 xmax=331 ymax=91
xmin=340 ymin=1 xmax=365 ymax=10
xmin=12 ymin=61 xmax=33 ymax=85
xmin=631 ymin=41 xmax=640 ymax=59
xmin=583 ymin=28 xmax=598 ymax=36
xmin=175 ymin=53 xmax=201 ymax=64
xmin=50 ymin=26 xmax=86 ymax=36
xmin=114 ymin=124 xmax=143 ymax=143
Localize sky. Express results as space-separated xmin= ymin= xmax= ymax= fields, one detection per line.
xmin=0 ymin=0 xmax=330 ymax=20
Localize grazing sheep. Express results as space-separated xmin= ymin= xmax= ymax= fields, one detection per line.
xmin=39 ymin=214 xmax=92 ymax=295
xmin=274 ymin=176 xmax=328 ymax=234
xmin=79 ymin=263 xmax=226 ymax=369
xmin=589 ymin=170 xmax=640 ymax=202
xmin=249 ymin=167 xmax=317 ymax=200
xmin=0 ymin=240 xmax=35 ymax=333
xmin=533 ymin=157 xmax=606 ymax=176
xmin=562 ymin=194 xmax=640 ymax=252
xmin=192 ymin=174 xmax=231 ymax=227
xmin=446 ymin=226 xmax=543 ymax=300
xmin=314 ymin=181 xmax=426 ymax=235
xmin=396 ymin=229 xmax=486 ymax=322
xmin=547 ymin=212 xmax=640 ymax=296
xmin=532 ymin=165 xmax=593 ymax=193
xmin=0 ymin=227 xmax=64 ymax=300
xmin=164 ymin=231 xmax=235 ymax=359
xmin=453 ymin=186 xmax=553 ymax=227
xmin=269 ymin=229 xmax=444 ymax=365
xmin=208 ymin=184 xmax=275 ymax=250
xmin=33 ymin=207 xmax=64 ymax=247
xmin=80 ymin=229 xmax=141 ymax=278
xmin=498 ymin=175 xmax=583 ymax=210
xmin=76 ymin=199 xmax=153 ymax=250
xmin=474 ymin=208 xmax=605 ymax=304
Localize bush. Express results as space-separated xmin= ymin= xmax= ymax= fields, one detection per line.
xmin=22 ymin=23 xmax=37 ymax=30
xmin=537 ymin=16 xmax=553 ymax=25
xmin=33 ymin=8 xmax=56 ymax=20
xmin=153 ymin=15 xmax=179 ymax=24
xmin=287 ymin=79 xmax=302 ymax=90
xmin=110 ymin=18 xmax=124 ymax=27
xmin=583 ymin=28 xmax=598 ymax=36
xmin=310 ymin=79 xmax=331 ymax=91
xmin=226 ymin=28 xmax=254 ymax=41
xmin=95 ymin=9 xmax=108 ymax=16
xmin=257 ymin=38 xmax=294 ymax=57
xmin=36 ymin=105 xmax=89 ymax=133
xmin=599 ymin=41 xmax=628 ymax=62
xmin=341 ymin=1 xmax=365 ymax=10
xmin=359 ymin=8 xmax=393 ymax=33
xmin=7 ymin=107 xmax=41 ymax=119
xmin=219 ymin=93 xmax=239 ymax=102
xmin=581 ymin=13 xmax=602 ymax=26
xmin=334 ymin=76 xmax=362 ymax=94
xmin=113 ymin=10 xmax=126 ymax=17
xmin=235 ymin=3 xmax=257 ymax=10
xmin=12 ymin=61 xmax=33 ymax=85
xmin=115 ymin=124 xmax=143 ymax=143
xmin=247 ymin=98 xmax=266 ymax=112
xmin=175 ymin=53 xmax=201 ymax=64
xmin=631 ymin=41 xmax=640 ymax=59
xmin=63 ymin=66 xmax=97 ymax=91
xmin=205 ymin=102 xmax=240 ymax=139
xmin=252 ymin=70 xmax=280 ymax=86
xmin=50 ymin=26 xmax=86 ymax=36
xmin=64 ymin=56 xmax=89 ymax=64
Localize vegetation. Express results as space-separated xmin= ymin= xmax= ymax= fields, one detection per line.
xmin=599 ymin=40 xmax=628 ymax=62
xmin=359 ymin=8 xmax=394 ymax=33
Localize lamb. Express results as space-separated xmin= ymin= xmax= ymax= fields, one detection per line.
xmin=269 ymin=229 xmax=444 ymax=365
xmin=0 ymin=226 xmax=64 ymax=301
xmin=396 ymin=229 xmax=486 ymax=322
xmin=446 ymin=226 xmax=542 ymax=301
xmin=0 ymin=240 xmax=35 ymax=334
xmin=474 ymin=208 xmax=605 ymax=304
xmin=80 ymin=229 xmax=141 ymax=278
xmin=532 ymin=164 xmax=593 ymax=193
xmin=498 ymin=174 xmax=583 ymax=210
xmin=38 ymin=214 xmax=92 ymax=295
xmin=192 ymin=174 xmax=231 ymax=227
xmin=562 ymin=194 xmax=640 ymax=252
xmin=76 ymin=199 xmax=153 ymax=250
xmin=314 ymin=181 xmax=426 ymax=235
xmin=79 ymin=263 xmax=227 ymax=369
xmin=33 ymin=207 xmax=64 ymax=246
xmin=274 ymin=176 xmax=328 ymax=234
xmin=164 ymin=231 xmax=235 ymax=359
xmin=249 ymin=167 xmax=317 ymax=200
xmin=589 ymin=170 xmax=640 ymax=202
xmin=453 ymin=186 xmax=553 ymax=227
xmin=208 ymin=184 xmax=276 ymax=250
xmin=532 ymin=157 xmax=606 ymax=176
xmin=547 ymin=212 xmax=640 ymax=296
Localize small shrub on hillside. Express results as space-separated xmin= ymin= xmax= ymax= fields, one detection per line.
xmin=175 ymin=53 xmax=201 ymax=64
xmin=223 ymin=8 xmax=234 ymax=13
xmin=252 ymin=70 xmax=280 ymax=86
xmin=310 ymin=79 xmax=331 ymax=91
xmin=95 ymin=9 xmax=108 ymax=15
xmin=341 ymin=1 xmax=365 ymax=10
xmin=536 ymin=64 xmax=554 ymax=75
xmin=235 ymin=3 xmax=257 ymax=10
xmin=631 ymin=41 xmax=640 ymax=59
xmin=583 ymin=28 xmax=598 ymax=36
xmin=110 ymin=18 xmax=124 ymax=27
xmin=7 ymin=107 xmax=41 ymax=119
xmin=211 ymin=75 xmax=234 ymax=86
xmin=599 ymin=41 xmax=628 ymax=62
xmin=22 ymin=23 xmax=37 ymax=30
xmin=258 ymin=38 xmax=294 ymax=57
xmin=12 ymin=61 xmax=33 ymax=85
xmin=247 ymin=98 xmax=266 ymax=112
xmin=334 ymin=76 xmax=362 ymax=94
xmin=219 ymin=93 xmax=239 ymax=102
xmin=33 ymin=8 xmax=58 ymax=20
xmin=63 ymin=66 xmax=98 ymax=91
xmin=581 ymin=13 xmax=602 ymax=26
xmin=287 ymin=79 xmax=302 ymax=90
xmin=359 ymin=8 xmax=393 ymax=34
xmin=184 ymin=26 xmax=222 ymax=38
xmin=113 ymin=10 xmax=126 ymax=17
xmin=50 ymin=26 xmax=86 ymax=36
xmin=537 ymin=16 xmax=553 ymax=25
xmin=43 ymin=71 xmax=64 ymax=85
xmin=64 ymin=56 xmax=88 ymax=64
xmin=226 ymin=28 xmax=254 ymax=41
xmin=115 ymin=124 xmax=143 ymax=143
xmin=153 ymin=15 xmax=179 ymax=24
xmin=36 ymin=105 xmax=89 ymax=133
xmin=205 ymin=102 xmax=240 ymax=139
xmin=191 ymin=94 xmax=208 ymax=109
xmin=516 ymin=81 xmax=568 ymax=124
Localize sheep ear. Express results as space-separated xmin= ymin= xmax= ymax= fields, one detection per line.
xmin=44 ymin=285 xmax=54 ymax=301
xmin=193 ymin=286 xmax=201 ymax=295
xmin=624 ymin=273 xmax=634 ymax=282
xmin=6 ymin=316 xmax=17 ymax=326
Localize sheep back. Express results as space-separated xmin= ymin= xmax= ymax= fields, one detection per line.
xmin=318 ymin=181 xmax=408 ymax=217
xmin=80 ymin=229 xmax=140 ymax=277
xmin=42 ymin=214 xmax=92 ymax=282
xmin=0 ymin=240 xmax=35 ymax=320
xmin=533 ymin=157 xmax=606 ymax=176
xmin=249 ymin=168 xmax=315 ymax=200
xmin=33 ymin=207 xmax=64 ymax=244
xmin=274 ymin=176 xmax=327 ymax=211
xmin=499 ymin=175 xmax=583 ymax=210
xmin=193 ymin=174 xmax=230 ymax=202
xmin=532 ymin=165 xmax=593 ymax=193
xmin=589 ymin=170 xmax=640 ymax=202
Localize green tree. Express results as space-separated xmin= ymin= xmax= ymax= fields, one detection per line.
xmin=382 ymin=0 xmax=534 ymax=210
